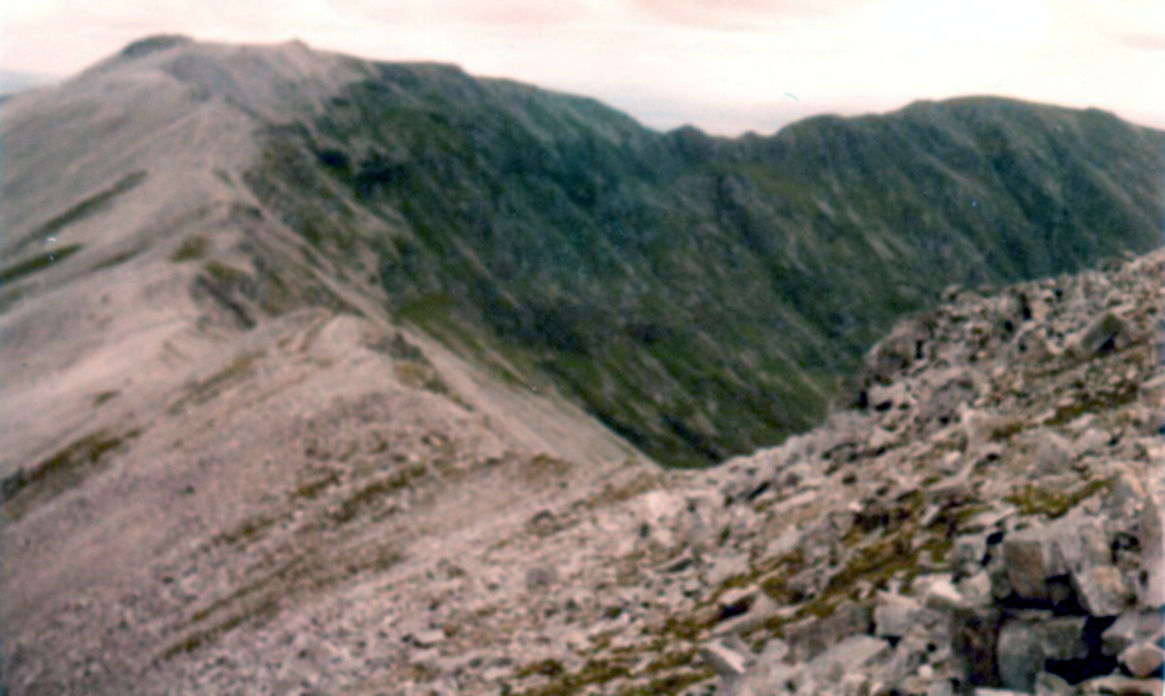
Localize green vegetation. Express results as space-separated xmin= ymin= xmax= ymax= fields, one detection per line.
xmin=1004 ymin=477 xmax=1116 ymax=519
xmin=162 ymin=539 xmax=404 ymax=661
xmin=243 ymin=75 xmax=1165 ymax=466
xmin=93 ymin=245 xmax=147 ymax=270
xmin=168 ymin=350 xmax=264 ymax=414
xmin=328 ymin=464 xmax=426 ymax=523
xmin=92 ymin=390 xmax=121 ymax=407
xmin=0 ymin=244 xmax=83 ymax=284
xmin=14 ymin=171 xmax=147 ymax=256
xmin=1 ymin=427 xmax=139 ymax=520
xmin=202 ymin=260 xmax=250 ymax=284
xmin=170 ymin=235 xmax=210 ymax=262
xmin=394 ymin=360 xmax=450 ymax=395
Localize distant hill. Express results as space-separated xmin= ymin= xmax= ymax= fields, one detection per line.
xmin=0 ymin=69 xmax=58 ymax=96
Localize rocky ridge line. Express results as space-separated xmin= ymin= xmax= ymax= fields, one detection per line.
xmin=371 ymin=249 xmax=1164 ymax=696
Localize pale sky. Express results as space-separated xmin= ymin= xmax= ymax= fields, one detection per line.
xmin=3 ymin=0 xmax=1164 ymax=134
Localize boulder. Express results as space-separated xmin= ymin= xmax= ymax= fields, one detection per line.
xmin=1078 ymin=675 xmax=1165 ymax=695
xmin=1072 ymin=565 xmax=1134 ymax=617
xmin=1001 ymin=529 xmax=1062 ymax=602
xmin=959 ymin=571 xmax=994 ymax=607
xmin=1137 ymin=499 xmax=1165 ymax=608
xmin=730 ymin=640 xmax=800 ymax=696
xmin=785 ymin=601 xmax=872 ymax=662
xmin=1032 ymin=430 xmax=1074 ymax=476
xmin=1038 ymin=616 xmax=1088 ymax=661
xmin=925 ymin=577 xmax=971 ymax=611
xmin=1119 ymin=642 xmax=1165 ymax=679
xmin=1033 ymin=671 xmax=1074 ymax=696
xmin=1000 ymin=514 xmax=1111 ymax=603
xmin=996 ymin=619 xmax=1043 ymax=692
xmin=951 ymin=608 xmax=1003 ymax=687
xmin=700 ymin=635 xmax=752 ymax=679
xmin=874 ymin=591 xmax=922 ymax=639
xmin=807 ymin=634 xmax=889 ymax=683
xmin=1101 ymin=610 xmax=1165 ymax=657
xmin=1067 ymin=311 xmax=1130 ymax=359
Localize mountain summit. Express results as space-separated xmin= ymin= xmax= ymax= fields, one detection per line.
xmin=1 ymin=37 xmax=1164 ymax=693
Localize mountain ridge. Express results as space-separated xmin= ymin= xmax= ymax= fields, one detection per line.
xmin=2 ymin=35 xmax=1164 ymax=695
xmin=3 ymin=36 xmax=1163 ymax=469
xmin=229 ymin=39 xmax=1163 ymax=464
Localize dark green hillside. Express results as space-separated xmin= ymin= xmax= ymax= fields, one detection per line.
xmin=244 ymin=63 xmax=1165 ymax=466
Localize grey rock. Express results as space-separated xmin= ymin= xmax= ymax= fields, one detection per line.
xmin=700 ymin=635 xmax=752 ymax=679
xmin=731 ymin=640 xmax=799 ymax=696
xmin=953 ymin=534 xmax=989 ymax=575
xmin=1039 ymin=616 xmax=1088 ymax=661
xmin=880 ymin=634 xmax=931 ymax=687
xmin=716 ymin=586 xmax=758 ymax=617
xmin=706 ymin=553 xmax=750 ymax=587
xmin=405 ymin=629 xmax=445 ymax=648
xmin=1033 ymin=430 xmax=1074 ymax=476
xmin=1034 ymin=671 xmax=1074 ymax=696
xmin=1137 ymin=498 xmax=1165 ymax=608
xmin=959 ymin=570 xmax=995 ymax=607
xmin=716 ymin=591 xmax=783 ymax=636
xmin=1067 ymin=311 xmax=1129 ymax=359
xmin=975 ymin=690 xmax=1032 ymax=696
xmin=925 ymin=577 xmax=970 ymax=611
xmin=1001 ymin=514 xmax=1110 ymax=603
xmin=1119 ymin=642 xmax=1165 ymax=678
xmin=952 ymin=608 xmax=1003 ymax=687
xmin=874 ymin=591 xmax=922 ymax=639
xmin=868 ymin=427 xmax=896 ymax=453
xmin=807 ymin=635 xmax=889 ymax=683
xmin=1073 ymin=428 xmax=1111 ymax=458
xmin=1102 ymin=610 xmax=1165 ymax=657
xmin=1002 ymin=528 xmax=1062 ymax=601
xmin=868 ymin=382 xmax=910 ymax=412
xmin=1072 ymin=565 xmax=1134 ymax=617
xmin=997 ymin=619 xmax=1043 ymax=692
xmin=1078 ymin=675 xmax=1165 ymax=695
xmin=525 ymin=565 xmax=558 ymax=592
xmin=785 ymin=601 xmax=872 ymax=662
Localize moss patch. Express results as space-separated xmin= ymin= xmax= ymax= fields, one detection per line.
xmin=171 ymin=235 xmax=210 ymax=262
xmin=15 ymin=171 xmax=147 ymax=255
xmin=1004 ymin=477 xmax=1115 ymax=519
xmin=0 ymin=244 xmax=83 ymax=284
xmin=168 ymin=350 xmax=264 ymax=414
xmin=1 ymin=427 xmax=139 ymax=520
xmin=328 ymin=464 xmax=426 ymax=523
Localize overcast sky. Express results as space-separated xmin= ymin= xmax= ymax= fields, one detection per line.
xmin=4 ymin=0 xmax=1163 ymax=134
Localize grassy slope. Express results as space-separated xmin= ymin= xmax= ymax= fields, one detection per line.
xmin=243 ymin=63 xmax=1165 ymax=466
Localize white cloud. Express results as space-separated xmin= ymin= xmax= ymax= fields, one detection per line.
xmin=3 ymin=0 xmax=1163 ymax=133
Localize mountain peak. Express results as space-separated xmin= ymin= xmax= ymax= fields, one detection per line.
xmin=118 ymin=33 xmax=195 ymax=60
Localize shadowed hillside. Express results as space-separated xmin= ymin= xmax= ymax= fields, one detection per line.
xmin=241 ymin=61 xmax=1165 ymax=465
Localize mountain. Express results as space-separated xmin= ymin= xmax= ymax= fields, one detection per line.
xmin=246 ymin=66 xmax=1165 ymax=466
xmin=1 ymin=35 xmax=1164 ymax=694
xmin=7 ymin=36 xmax=1161 ymax=468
